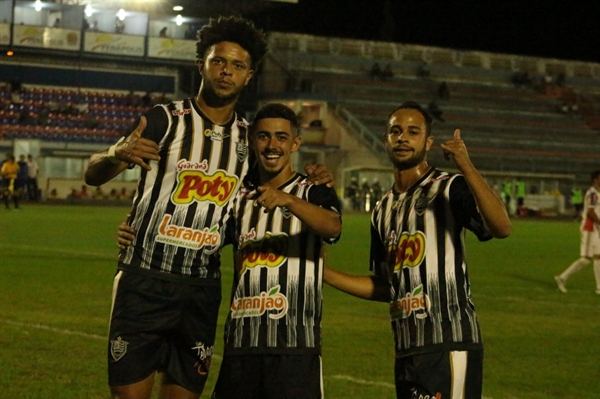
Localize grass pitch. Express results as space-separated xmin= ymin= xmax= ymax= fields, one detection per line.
xmin=0 ymin=204 xmax=598 ymax=398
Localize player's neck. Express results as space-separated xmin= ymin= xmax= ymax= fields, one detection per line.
xmin=195 ymin=92 xmax=236 ymax=126
xmin=393 ymin=162 xmax=431 ymax=193
xmin=259 ymin=166 xmax=295 ymax=189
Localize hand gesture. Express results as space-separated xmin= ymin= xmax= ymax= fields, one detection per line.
xmin=304 ymin=163 xmax=335 ymax=187
xmin=440 ymin=129 xmax=473 ymax=172
xmin=114 ymin=117 xmax=161 ymax=171
xmin=248 ymin=185 xmax=292 ymax=212
xmin=116 ymin=220 xmax=136 ymax=250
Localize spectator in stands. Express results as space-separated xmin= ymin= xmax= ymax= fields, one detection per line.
xmin=438 ymin=81 xmax=450 ymax=100
xmin=89 ymin=20 xmax=98 ymax=31
xmin=140 ymin=91 xmax=153 ymax=107
xmin=370 ymin=178 xmax=382 ymax=209
xmin=18 ymin=109 xmax=35 ymax=125
xmin=417 ymin=61 xmax=430 ymax=78
xmin=115 ymin=18 xmax=125 ymax=34
xmin=511 ymin=71 xmax=532 ymax=88
xmin=382 ymin=63 xmax=394 ymax=81
xmin=49 ymin=188 xmax=58 ymax=199
xmin=93 ymin=186 xmax=106 ymax=200
xmin=17 ymin=155 xmax=28 ymax=198
xmin=37 ymin=109 xmax=50 ymax=126
xmin=159 ymin=27 xmax=168 ymax=38
xmin=184 ymin=25 xmax=196 ymax=40
xmin=515 ymin=179 xmax=526 ymax=216
xmin=427 ymin=100 xmax=445 ymax=122
xmin=83 ymin=113 xmax=99 ymax=129
xmin=369 ymin=62 xmax=383 ymax=80
xmin=66 ymin=188 xmax=80 ymax=199
xmin=571 ymin=187 xmax=584 ymax=221
xmin=26 ymin=154 xmax=39 ymax=201
xmin=108 ymin=188 xmax=119 ymax=200
xmin=53 ymin=18 xmax=61 ymax=28
xmin=124 ymin=90 xmax=141 ymax=107
xmin=346 ymin=176 xmax=360 ymax=211
xmin=360 ymin=177 xmax=371 ymax=212
xmin=82 ymin=18 xmax=90 ymax=31
xmin=9 ymin=77 xmax=21 ymax=93
xmin=79 ymin=185 xmax=90 ymax=199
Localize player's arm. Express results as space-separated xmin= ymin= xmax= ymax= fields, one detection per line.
xmin=585 ymin=207 xmax=600 ymax=225
xmin=323 ymin=266 xmax=390 ymax=302
xmin=441 ymin=129 xmax=511 ymax=238
xmin=253 ymin=185 xmax=341 ymax=240
xmin=84 ymin=116 xmax=160 ymax=186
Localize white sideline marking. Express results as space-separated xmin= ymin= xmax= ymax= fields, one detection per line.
xmin=329 ymin=374 xmax=394 ymax=388
xmin=3 ymin=319 xmax=105 ymax=340
xmin=0 ymin=243 xmax=115 ymax=260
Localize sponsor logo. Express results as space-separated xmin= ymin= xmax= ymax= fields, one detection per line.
xmin=171 ymin=169 xmax=238 ymax=206
xmin=390 ymin=285 xmax=430 ymax=320
xmin=411 ymin=388 xmax=442 ymax=399
xmin=110 ymin=336 xmax=128 ymax=362
xmin=388 ymin=231 xmax=426 ymax=270
xmin=231 ymin=285 xmax=289 ymax=319
xmin=171 ymin=108 xmax=191 ymax=116
xmin=238 ymin=232 xmax=287 ymax=274
xmin=204 ymin=128 xmax=229 ymax=141
xmin=192 ymin=341 xmax=213 ymax=375
xmin=177 ymin=158 xmax=208 ymax=172
xmin=156 ymin=214 xmax=220 ymax=252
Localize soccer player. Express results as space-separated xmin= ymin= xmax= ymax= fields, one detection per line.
xmin=555 ymin=170 xmax=600 ymax=294
xmin=1 ymin=154 xmax=21 ymax=209
xmin=211 ymin=103 xmax=342 ymax=399
xmin=323 ymin=101 xmax=511 ymax=399
xmin=85 ymin=16 xmax=331 ymax=399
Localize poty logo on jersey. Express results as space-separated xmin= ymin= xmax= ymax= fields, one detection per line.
xmin=388 ymin=231 xmax=426 ymax=270
xmin=204 ymin=128 xmax=229 ymax=141
xmin=390 ymin=285 xmax=430 ymax=320
xmin=156 ymin=214 xmax=220 ymax=252
xmin=231 ymin=285 xmax=289 ymax=319
xmin=238 ymin=232 xmax=288 ymax=274
xmin=172 ymin=169 xmax=238 ymax=206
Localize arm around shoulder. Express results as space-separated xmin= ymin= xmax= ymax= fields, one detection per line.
xmin=323 ymin=266 xmax=390 ymax=302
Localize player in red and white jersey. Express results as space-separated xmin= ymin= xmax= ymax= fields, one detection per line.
xmin=212 ymin=103 xmax=341 ymax=399
xmin=555 ymin=170 xmax=600 ymax=294
xmin=323 ymin=101 xmax=511 ymax=399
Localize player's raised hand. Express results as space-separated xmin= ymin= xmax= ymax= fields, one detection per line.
xmin=114 ymin=116 xmax=161 ymax=171
xmin=440 ymin=129 xmax=473 ymax=172
xmin=250 ymin=185 xmax=292 ymax=212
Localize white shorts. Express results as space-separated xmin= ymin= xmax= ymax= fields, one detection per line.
xmin=580 ymin=229 xmax=600 ymax=258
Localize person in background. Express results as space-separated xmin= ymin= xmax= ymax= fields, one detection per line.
xmin=26 ymin=155 xmax=39 ymax=201
xmin=571 ymin=186 xmax=584 ymax=221
xmin=323 ymin=101 xmax=511 ymax=399
xmin=555 ymin=170 xmax=600 ymax=295
xmin=16 ymin=155 xmax=28 ymax=200
xmin=1 ymin=154 xmax=21 ymax=209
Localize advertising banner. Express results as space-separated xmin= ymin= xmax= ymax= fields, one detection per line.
xmin=148 ymin=37 xmax=196 ymax=61
xmin=84 ymin=32 xmax=144 ymax=57
xmin=13 ymin=25 xmax=80 ymax=51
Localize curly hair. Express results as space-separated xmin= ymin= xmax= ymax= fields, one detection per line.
xmin=196 ymin=15 xmax=268 ymax=69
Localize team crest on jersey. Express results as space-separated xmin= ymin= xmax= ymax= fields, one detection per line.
xmin=280 ymin=207 xmax=292 ymax=218
xmin=388 ymin=231 xmax=426 ymax=270
xmin=414 ymin=193 xmax=431 ymax=215
xmin=236 ymin=141 xmax=248 ymax=162
xmin=204 ymin=128 xmax=229 ymax=141
xmin=110 ymin=336 xmax=129 ymax=362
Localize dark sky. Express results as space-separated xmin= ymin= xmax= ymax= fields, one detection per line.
xmin=182 ymin=0 xmax=600 ymax=63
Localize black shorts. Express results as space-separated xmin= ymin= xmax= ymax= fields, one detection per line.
xmin=212 ymin=354 xmax=323 ymax=399
xmin=394 ymin=349 xmax=483 ymax=399
xmin=108 ymin=270 xmax=221 ymax=394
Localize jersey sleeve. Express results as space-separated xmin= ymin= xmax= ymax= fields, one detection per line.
xmin=449 ymin=175 xmax=493 ymax=242
xmin=306 ymin=183 xmax=342 ymax=244
xmin=369 ymin=220 xmax=388 ymax=276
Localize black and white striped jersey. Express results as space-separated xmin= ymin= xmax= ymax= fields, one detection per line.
xmin=370 ymin=168 xmax=492 ymax=358
xmin=223 ymin=173 xmax=341 ymax=355
xmin=118 ymin=98 xmax=250 ymax=281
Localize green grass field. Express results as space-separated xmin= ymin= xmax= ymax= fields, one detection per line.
xmin=1 ymin=204 xmax=598 ymax=399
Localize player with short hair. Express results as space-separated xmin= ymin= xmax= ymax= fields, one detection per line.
xmin=323 ymin=101 xmax=511 ymax=399
xmin=211 ymin=103 xmax=342 ymax=399
xmin=87 ymin=15 xmax=333 ymax=399
xmin=555 ymin=170 xmax=600 ymax=294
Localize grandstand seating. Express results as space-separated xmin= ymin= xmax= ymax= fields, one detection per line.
xmin=0 ymin=85 xmax=151 ymax=143
xmin=266 ymin=36 xmax=600 ymax=176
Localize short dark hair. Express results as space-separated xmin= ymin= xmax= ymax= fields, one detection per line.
xmin=251 ymin=103 xmax=300 ymax=135
xmin=196 ymin=16 xmax=268 ymax=69
xmin=387 ymin=101 xmax=432 ymax=136
xmin=592 ymin=170 xmax=600 ymax=181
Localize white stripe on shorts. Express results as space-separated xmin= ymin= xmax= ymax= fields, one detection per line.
xmin=450 ymin=350 xmax=467 ymax=399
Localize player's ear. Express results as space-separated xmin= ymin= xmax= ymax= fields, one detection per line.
xmin=196 ymin=59 xmax=204 ymax=76
xmin=426 ymin=136 xmax=434 ymax=151
xmin=244 ymin=69 xmax=254 ymax=86
xmin=292 ymin=136 xmax=301 ymax=152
